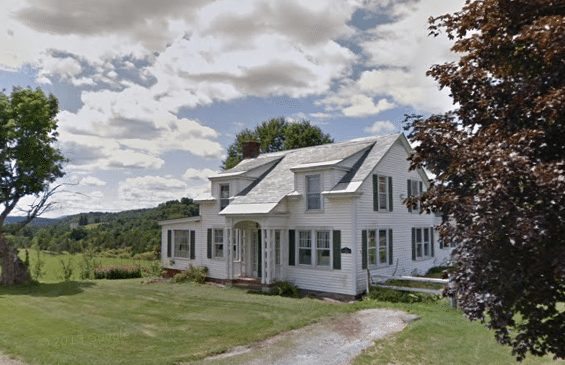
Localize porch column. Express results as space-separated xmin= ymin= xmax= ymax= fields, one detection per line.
xmin=280 ymin=229 xmax=287 ymax=280
xmin=266 ymin=229 xmax=272 ymax=285
xmin=226 ymin=228 xmax=232 ymax=280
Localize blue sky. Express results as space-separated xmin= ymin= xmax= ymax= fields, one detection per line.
xmin=0 ymin=0 xmax=461 ymax=217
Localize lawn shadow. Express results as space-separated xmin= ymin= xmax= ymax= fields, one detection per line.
xmin=0 ymin=281 xmax=97 ymax=297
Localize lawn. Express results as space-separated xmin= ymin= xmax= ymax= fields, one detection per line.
xmin=0 ymin=280 xmax=353 ymax=365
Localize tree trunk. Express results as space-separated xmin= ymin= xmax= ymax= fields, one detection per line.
xmin=0 ymin=233 xmax=31 ymax=285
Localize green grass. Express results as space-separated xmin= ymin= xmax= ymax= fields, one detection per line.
xmin=19 ymin=249 xmax=156 ymax=282
xmin=353 ymin=300 xmax=563 ymax=365
xmin=0 ymin=280 xmax=352 ymax=365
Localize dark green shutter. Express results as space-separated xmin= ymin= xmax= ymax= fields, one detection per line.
xmin=288 ymin=230 xmax=295 ymax=266
xmin=207 ymin=228 xmax=212 ymax=259
xmin=419 ymin=181 xmax=423 ymax=213
xmin=430 ymin=228 xmax=435 ymax=257
xmin=333 ymin=230 xmax=341 ymax=270
xmin=372 ymin=175 xmax=379 ymax=211
xmin=411 ymin=228 xmax=416 ymax=260
xmin=407 ymin=180 xmax=412 ymax=212
xmin=190 ymin=230 xmax=196 ymax=260
xmin=388 ymin=176 xmax=393 ymax=211
xmin=167 ymin=230 xmax=172 ymax=258
xmin=361 ymin=230 xmax=368 ymax=269
xmin=257 ymin=230 xmax=262 ymax=278
xmin=388 ymin=229 xmax=393 ymax=265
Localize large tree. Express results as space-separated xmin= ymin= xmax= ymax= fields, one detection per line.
xmin=222 ymin=118 xmax=333 ymax=169
xmin=0 ymin=88 xmax=65 ymax=285
xmin=405 ymin=0 xmax=564 ymax=360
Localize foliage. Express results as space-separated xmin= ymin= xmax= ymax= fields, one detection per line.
xmin=270 ymin=280 xmax=300 ymax=298
xmin=58 ymin=256 xmax=74 ymax=281
xmin=367 ymin=286 xmax=439 ymax=304
xmin=142 ymin=260 xmax=162 ymax=278
xmin=171 ymin=265 xmax=208 ymax=284
xmin=222 ymin=117 xmax=333 ymax=169
xmin=404 ymin=0 xmax=564 ymax=359
xmin=0 ymin=87 xmax=66 ymax=285
xmin=7 ymin=197 xmax=199 ymax=256
xmin=30 ymin=248 xmax=45 ymax=281
xmin=78 ymin=247 xmax=99 ymax=280
xmin=94 ymin=265 xmax=142 ymax=280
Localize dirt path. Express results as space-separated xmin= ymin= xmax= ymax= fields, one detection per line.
xmin=191 ymin=309 xmax=419 ymax=365
xmin=0 ymin=353 xmax=24 ymax=365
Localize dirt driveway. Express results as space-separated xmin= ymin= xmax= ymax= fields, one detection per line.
xmin=0 ymin=353 xmax=24 ymax=365
xmin=191 ymin=309 xmax=418 ymax=365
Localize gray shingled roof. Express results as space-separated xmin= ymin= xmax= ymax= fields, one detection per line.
xmin=220 ymin=133 xmax=402 ymax=214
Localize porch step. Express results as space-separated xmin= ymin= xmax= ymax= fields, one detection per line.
xmin=232 ymin=277 xmax=264 ymax=290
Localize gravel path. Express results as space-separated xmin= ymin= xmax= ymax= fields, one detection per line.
xmin=191 ymin=309 xmax=419 ymax=365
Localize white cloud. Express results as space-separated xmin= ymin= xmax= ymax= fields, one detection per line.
xmin=182 ymin=168 xmax=217 ymax=182
xmin=365 ymin=120 xmax=398 ymax=135
xmin=118 ymin=176 xmax=188 ymax=205
xmin=79 ymin=176 xmax=107 ymax=187
xmin=342 ymin=96 xmax=395 ymax=117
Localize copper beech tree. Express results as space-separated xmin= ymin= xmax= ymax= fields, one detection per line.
xmin=0 ymin=88 xmax=65 ymax=285
xmin=405 ymin=0 xmax=564 ymax=360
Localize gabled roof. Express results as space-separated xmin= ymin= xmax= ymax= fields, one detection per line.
xmin=220 ymin=133 xmax=408 ymax=215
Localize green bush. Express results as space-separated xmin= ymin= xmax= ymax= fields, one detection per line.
xmin=58 ymin=256 xmax=74 ymax=281
xmin=367 ymin=286 xmax=439 ymax=304
xmin=142 ymin=260 xmax=162 ymax=278
xmin=79 ymin=248 xmax=100 ymax=280
xmin=94 ymin=265 xmax=142 ymax=280
xmin=172 ymin=265 xmax=208 ymax=284
xmin=271 ymin=281 xmax=300 ymax=298
xmin=98 ymin=248 xmax=133 ymax=259
xmin=31 ymin=248 xmax=45 ymax=281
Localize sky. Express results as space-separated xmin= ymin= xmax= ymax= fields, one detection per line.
xmin=0 ymin=0 xmax=462 ymax=217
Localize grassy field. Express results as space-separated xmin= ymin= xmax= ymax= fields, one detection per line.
xmin=17 ymin=249 xmax=157 ymax=282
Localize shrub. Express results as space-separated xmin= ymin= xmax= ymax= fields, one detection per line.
xmin=142 ymin=260 xmax=162 ymax=278
xmin=79 ymin=248 xmax=100 ymax=280
xmin=172 ymin=265 xmax=208 ymax=284
xmin=58 ymin=256 xmax=74 ymax=281
xmin=31 ymin=249 xmax=45 ymax=281
xmin=271 ymin=281 xmax=300 ymax=298
xmin=367 ymin=286 xmax=439 ymax=304
xmin=98 ymin=248 xmax=133 ymax=259
xmin=94 ymin=265 xmax=142 ymax=280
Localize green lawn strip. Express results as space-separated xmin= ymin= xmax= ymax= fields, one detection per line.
xmin=353 ymin=299 xmax=562 ymax=365
xmin=0 ymin=280 xmax=351 ymax=365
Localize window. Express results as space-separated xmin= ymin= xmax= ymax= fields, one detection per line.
xmin=219 ymin=184 xmax=230 ymax=210
xmin=298 ymin=230 xmax=312 ymax=265
xmin=373 ymin=175 xmax=392 ymax=211
xmin=275 ymin=230 xmax=281 ymax=265
xmin=214 ymin=229 xmax=224 ymax=258
xmin=414 ymin=227 xmax=431 ymax=260
xmin=173 ymin=230 xmax=190 ymax=258
xmin=367 ymin=229 xmax=390 ymax=267
xmin=408 ymin=179 xmax=422 ymax=212
xmin=316 ymin=231 xmax=331 ymax=267
xmin=378 ymin=176 xmax=388 ymax=210
xmin=368 ymin=230 xmax=377 ymax=266
xmin=306 ymin=175 xmax=321 ymax=210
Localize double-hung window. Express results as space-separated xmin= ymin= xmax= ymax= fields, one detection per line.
xmin=315 ymin=231 xmax=331 ymax=267
xmin=413 ymin=227 xmax=432 ymax=260
xmin=219 ymin=184 xmax=230 ymax=210
xmin=367 ymin=229 xmax=391 ymax=268
xmin=306 ymin=175 xmax=321 ymax=210
xmin=173 ymin=230 xmax=190 ymax=258
xmin=298 ymin=230 xmax=312 ymax=265
xmin=407 ymin=179 xmax=422 ymax=212
xmin=214 ymin=229 xmax=224 ymax=258
xmin=373 ymin=175 xmax=392 ymax=211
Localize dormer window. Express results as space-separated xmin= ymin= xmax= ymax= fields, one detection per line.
xmin=306 ymin=174 xmax=321 ymax=210
xmin=219 ymin=184 xmax=230 ymax=210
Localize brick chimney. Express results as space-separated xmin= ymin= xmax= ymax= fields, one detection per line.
xmin=242 ymin=141 xmax=260 ymax=159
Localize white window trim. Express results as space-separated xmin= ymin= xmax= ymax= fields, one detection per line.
xmin=219 ymin=183 xmax=230 ymax=210
xmin=213 ymin=228 xmax=225 ymax=259
xmin=305 ymin=174 xmax=323 ymax=212
xmin=295 ymin=228 xmax=333 ymax=269
xmin=366 ymin=227 xmax=392 ymax=269
xmin=409 ymin=179 xmax=422 ymax=213
xmin=172 ymin=229 xmax=191 ymax=259
xmin=414 ymin=227 xmax=432 ymax=261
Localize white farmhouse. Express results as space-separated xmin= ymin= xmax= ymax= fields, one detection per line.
xmin=159 ymin=133 xmax=452 ymax=298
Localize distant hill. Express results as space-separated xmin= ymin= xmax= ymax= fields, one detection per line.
xmin=5 ymin=216 xmax=61 ymax=227
xmin=7 ymin=198 xmax=199 ymax=255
